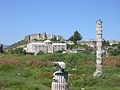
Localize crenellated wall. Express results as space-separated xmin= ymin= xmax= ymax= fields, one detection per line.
xmin=24 ymin=33 xmax=64 ymax=42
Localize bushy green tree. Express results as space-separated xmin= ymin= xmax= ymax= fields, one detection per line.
xmin=0 ymin=44 xmax=3 ymax=53
xmin=37 ymin=50 xmax=44 ymax=55
xmin=108 ymin=48 xmax=120 ymax=56
xmin=108 ymin=43 xmax=120 ymax=56
xmin=69 ymin=30 xmax=82 ymax=45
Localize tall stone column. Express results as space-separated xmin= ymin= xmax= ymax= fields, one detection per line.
xmin=93 ymin=19 xmax=103 ymax=78
xmin=51 ymin=62 xmax=69 ymax=90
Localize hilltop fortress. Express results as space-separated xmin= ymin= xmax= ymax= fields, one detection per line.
xmin=25 ymin=33 xmax=64 ymax=42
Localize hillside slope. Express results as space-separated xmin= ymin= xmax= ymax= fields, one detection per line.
xmin=6 ymin=40 xmax=28 ymax=49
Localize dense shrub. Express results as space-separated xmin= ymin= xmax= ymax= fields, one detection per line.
xmin=37 ymin=50 xmax=44 ymax=55
xmin=55 ymin=50 xmax=63 ymax=53
xmin=7 ymin=48 xmax=26 ymax=55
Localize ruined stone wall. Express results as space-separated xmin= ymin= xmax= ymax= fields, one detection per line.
xmin=25 ymin=33 xmax=64 ymax=42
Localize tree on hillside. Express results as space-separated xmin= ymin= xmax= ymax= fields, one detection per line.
xmin=0 ymin=44 xmax=3 ymax=53
xmin=69 ymin=30 xmax=82 ymax=44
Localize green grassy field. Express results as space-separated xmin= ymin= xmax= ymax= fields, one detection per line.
xmin=0 ymin=53 xmax=120 ymax=90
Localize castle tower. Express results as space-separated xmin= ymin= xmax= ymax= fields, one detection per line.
xmin=93 ymin=19 xmax=103 ymax=78
xmin=52 ymin=62 xmax=69 ymax=90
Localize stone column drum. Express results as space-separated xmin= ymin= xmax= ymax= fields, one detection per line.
xmin=51 ymin=62 xmax=69 ymax=90
xmin=93 ymin=19 xmax=103 ymax=78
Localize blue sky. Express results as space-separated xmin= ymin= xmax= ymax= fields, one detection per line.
xmin=0 ymin=0 xmax=120 ymax=45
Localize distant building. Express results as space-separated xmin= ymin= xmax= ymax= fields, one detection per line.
xmin=25 ymin=33 xmax=64 ymax=42
xmin=108 ymin=40 xmax=120 ymax=46
xmin=77 ymin=40 xmax=120 ymax=48
xmin=77 ymin=39 xmax=96 ymax=48
xmin=66 ymin=41 xmax=74 ymax=45
xmin=24 ymin=40 xmax=67 ymax=54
